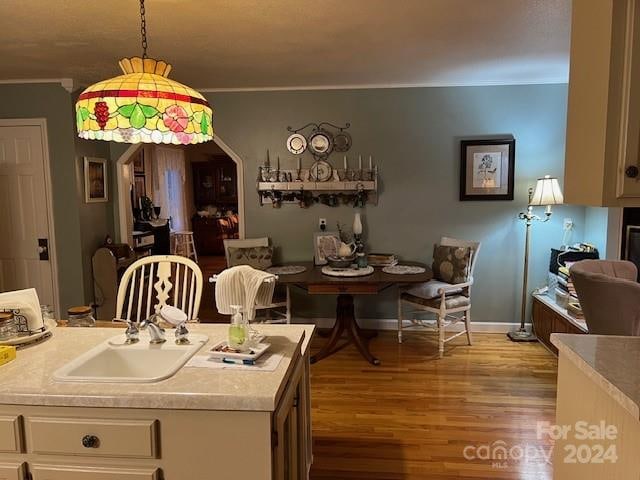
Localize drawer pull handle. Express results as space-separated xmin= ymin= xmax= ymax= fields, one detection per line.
xmin=82 ymin=434 xmax=100 ymax=448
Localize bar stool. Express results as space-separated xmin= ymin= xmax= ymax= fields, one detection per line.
xmin=171 ymin=231 xmax=198 ymax=262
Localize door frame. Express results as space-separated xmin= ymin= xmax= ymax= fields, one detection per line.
xmin=116 ymin=135 xmax=246 ymax=244
xmin=0 ymin=118 xmax=61 ymax=316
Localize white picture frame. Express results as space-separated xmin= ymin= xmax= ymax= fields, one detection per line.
xmin=84 ymin=157 xmax=108 ymax=203
xmin=313 ymin=231 xmax=340 ymax=265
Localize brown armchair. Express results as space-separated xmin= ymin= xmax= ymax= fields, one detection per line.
xmin=570 ymin=260 xmax=640 ymax=336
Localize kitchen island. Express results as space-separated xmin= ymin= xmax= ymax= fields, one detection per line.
xmin=551 ymin=333 xmax=640 ymax=479
xmin=0 ymin=324 xmax=314 ymax=480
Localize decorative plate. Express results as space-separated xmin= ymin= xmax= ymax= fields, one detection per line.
xmin=308 ymin=131 xmax=333 ymax=155
xmin=286 ymin=133 xmax=307 ymax=155
xmin=321 ymin=265 xmax=374 ymax=277
xmin=309 ymin=160 xmax=333 ymax=182
xmin=382 ymin=265 xmax=426 ymax=275
xmin=333 ymin=131 xmax=352 ymax=152
xmin=266 ymin=265 xmax=307 ymax=275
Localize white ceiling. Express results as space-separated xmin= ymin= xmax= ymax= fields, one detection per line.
xmin=0 ymin=0 xmax=571 ymax=90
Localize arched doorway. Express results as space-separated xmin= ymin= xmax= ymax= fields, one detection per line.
xmin=115 ymin=135 xmax=246 ymax=246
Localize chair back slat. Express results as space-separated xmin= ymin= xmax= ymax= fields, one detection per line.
xmin=135 ymin=265 xmax=145 ymax=322
xmin=145 ymin=263 xmax=155 ymax=320
xmin=115 ymin=255 xmax=203 ymax=323
xmin=181 ymin=266 xmax=188 ymax=311
xmin=188 ymin=270 xmax=196 ymax=320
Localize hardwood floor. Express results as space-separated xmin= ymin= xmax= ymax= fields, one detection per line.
xmin=308 ymin=331 xmax=557 ymax=480
xmin=197 ymin=255 xmax=228 ymax=323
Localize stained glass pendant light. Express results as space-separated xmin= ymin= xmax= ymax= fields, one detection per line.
xmin=75 ymin=0 xmax=213 ymax=145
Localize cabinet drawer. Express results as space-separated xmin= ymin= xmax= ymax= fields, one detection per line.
xmin=0 ymin=416 xmax=22 ymax=453
xmin=0 ymin=463 xmax=25 ymax=480
xmin=31 ymin=464 xmax=159 ymax=480
xmin=25 ymin=417 xmax=159 ymax=459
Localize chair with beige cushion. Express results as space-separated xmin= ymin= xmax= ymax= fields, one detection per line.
xmin=218 ymin=237 xmax=291 ymax=323
xmin=397 ymin=237 xmax=481 ymax=358
xmin=570 ymin=259 xmax=640 ymax=336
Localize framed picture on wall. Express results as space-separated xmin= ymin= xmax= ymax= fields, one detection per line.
xmin=84 ymin=157 xmax=108 ymax=203
xmin=313 ymin=231 xmax=340 ymax=265
xmin=460 ymin=138 xmax=515 ymax=201
xmin=133 ymin=149 xmax=145 ymax=174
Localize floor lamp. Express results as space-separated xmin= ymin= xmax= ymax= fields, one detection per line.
xmin=508 ymin=175 xmax=564 ymax=342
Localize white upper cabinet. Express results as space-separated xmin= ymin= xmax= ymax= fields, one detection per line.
xmin=565 ymin=0 xmax=640 ymax=206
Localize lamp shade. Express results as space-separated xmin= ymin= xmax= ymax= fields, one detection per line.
xmin=529 ymin=175 xmax=564 ymax=206
xmin=75 ymin=57 xmax=213 ymax=145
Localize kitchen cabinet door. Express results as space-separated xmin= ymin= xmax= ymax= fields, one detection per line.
xmin=0 ymin=463 xmax=24 ymax=480
xmin=565 ymin=0 xmax=640 ymax=205
xmin=273 ymin=360 xmax=304 ymax=480
xmin=30 ymin=465 xmax=159 ymax=480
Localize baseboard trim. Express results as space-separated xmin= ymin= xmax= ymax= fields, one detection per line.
xmin=291 ymin=317 xmax=530 ymax=334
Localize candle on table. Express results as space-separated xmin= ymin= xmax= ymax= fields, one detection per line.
xmin=358 ymin=155 xmax=362 ymax=170
xmin=368 ymin=155 xmax=372 ymax=170
xmin=297 ymin=157 xmax=301 ymax=171
xmin=353 ymin=212 xmax=363 ymax=235
xmin=344 ymin=155 xmax=348 ymax=170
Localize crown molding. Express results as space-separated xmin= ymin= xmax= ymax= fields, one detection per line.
xmin=198 ymin=78 xmax=568 ymax=93
xmin=0 ymin=77 xmax=568 ymax=95
xmin=0 ymin=78 xmax=74 ymax=93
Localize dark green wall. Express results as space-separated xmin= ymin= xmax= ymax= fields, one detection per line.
xmin=202 ymin=84 xmax=587 ymax=322
xmin=0 ymin=83 xmax=84 ymax=312
xmin=0 ymin=82 xmax=591 ymax=324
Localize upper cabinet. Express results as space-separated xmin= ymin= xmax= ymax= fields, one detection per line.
xmin=564 ymin=0 xmax=640 ymax=206
xmin=191 ymin=156 xmax=238 ymax=209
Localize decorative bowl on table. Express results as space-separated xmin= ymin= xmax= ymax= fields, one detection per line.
xmin=327 ymin=255 xmax=355 ymax=268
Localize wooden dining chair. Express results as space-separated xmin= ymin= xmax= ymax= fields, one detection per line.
xmin=397 ymin=237 xmax=481 ymax=358
xmin=115 ymin=255 xmax=203 ymax=323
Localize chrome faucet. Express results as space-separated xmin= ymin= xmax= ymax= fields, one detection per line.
xmin=139 ymin=315 xmax=166 ymax=344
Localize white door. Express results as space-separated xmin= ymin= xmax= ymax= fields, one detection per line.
xmin=0 ymin=123 xmax=56 ymax=310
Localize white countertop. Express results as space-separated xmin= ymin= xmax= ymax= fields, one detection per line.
xmin=0 ymin=324 xmax=314 ymax=412
xmin=551 ymin=333 xmax=640 ymax=419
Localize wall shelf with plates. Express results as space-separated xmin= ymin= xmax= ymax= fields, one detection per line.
xmin=258 ymin=122 xmax=379 ymax=207
xmin=257 ymin=170 xmax=378 ymax=208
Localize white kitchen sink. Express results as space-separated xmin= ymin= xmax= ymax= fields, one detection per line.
xmin=54 ymin=333 xmax=208 ymax=383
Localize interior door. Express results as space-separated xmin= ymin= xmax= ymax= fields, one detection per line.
xmin=0 ymin=124 xmax=56 ymax=309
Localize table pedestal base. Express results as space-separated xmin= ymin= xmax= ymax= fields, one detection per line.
xmin=311 ymin=294 xmax=380 ymax=366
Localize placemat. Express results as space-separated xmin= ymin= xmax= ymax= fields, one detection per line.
xmin=321 ymin=266 xmax=375 ymax=277
xmin=266 ymin=265 xmax=307 ymax=275
xmin=382 ymin=265 xmax=426 ymax=275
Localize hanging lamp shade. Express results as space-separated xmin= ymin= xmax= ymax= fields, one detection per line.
xmin=75 ymin=57 xmax=213 ymax=145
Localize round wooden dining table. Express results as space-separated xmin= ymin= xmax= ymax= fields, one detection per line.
xmin=275 ymin=262 xmax=432 ymax=365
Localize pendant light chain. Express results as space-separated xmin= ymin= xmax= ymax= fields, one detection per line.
xmin=140 ymin=0 xmax=148 ymax=59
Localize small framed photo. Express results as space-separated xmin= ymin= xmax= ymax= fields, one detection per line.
xmin=313 ymin=231 xmax=340 ymax=265
xmin=133 ymin=149 xmax=145 ymax=174
xmin=84 ymin=157 xmax=108 ymax=203
xmin=460 ymin=138 xmax=515 ymax=201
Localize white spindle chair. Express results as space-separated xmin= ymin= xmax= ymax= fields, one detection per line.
xmin=218 ymin=237 xmax=291 ymax=323
xmin=398 ymin=237 xmax=481 ymax=358
xmin=115 ymin=255 xmax=203 ymax=323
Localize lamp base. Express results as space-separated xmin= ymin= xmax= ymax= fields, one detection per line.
xmin=507 ymin=329 xmax=538 ymax=342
